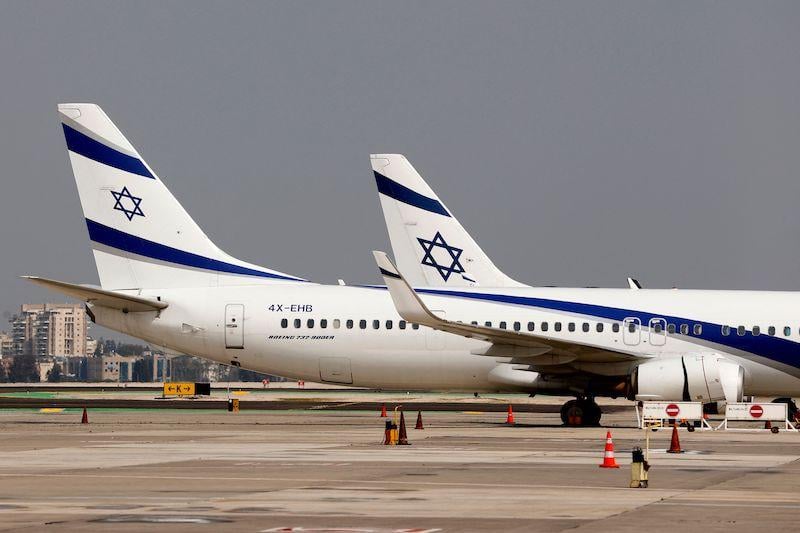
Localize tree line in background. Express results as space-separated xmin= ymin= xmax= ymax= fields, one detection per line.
xmin=1 ymin=338 xmax=274 ymax=383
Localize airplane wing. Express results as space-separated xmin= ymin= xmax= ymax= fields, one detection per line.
xmin=373 ymin=251 xmax=641 ymax=364
xmin=23 ymin=276 xmax=168 ymax=312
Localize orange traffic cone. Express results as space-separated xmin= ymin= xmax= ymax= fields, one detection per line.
xmin=380 ymin=403 xmax=388 ymax=418
xmin=667 ymin=424 xmax=684 ymax=453
xmin=598 ymin=431 xmax=620 ymax=468
xmin=506 ymin=405 xmax=515 ymax=425
xmin=415 ymin=410 xmax=424 ymax=430
xmin=398 ymin=411 xmax=410 ymax=445
xmin=80 ymin=407 xmax=88 ymax=424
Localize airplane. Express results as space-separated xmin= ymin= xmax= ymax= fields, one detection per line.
xmin=370 ymin=153 xmax=800 ymax=423
xmin=26 ymin=104 xmax=799 ymax=427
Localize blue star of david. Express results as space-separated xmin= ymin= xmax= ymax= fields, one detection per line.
xmin=110 ymin=186 xmax=144 ymax=221
xmin=417 ymin=231 xmax=466 ymax=281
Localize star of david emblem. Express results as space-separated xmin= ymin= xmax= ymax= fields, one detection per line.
xmin=417 ymin=231 xmax=466 ymax=282
xmin=110 ymin=186 xmax=144 ymax=221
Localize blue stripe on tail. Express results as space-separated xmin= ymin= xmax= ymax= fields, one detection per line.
xmin=85 ymin=219 xmax=305 ymax=281
xmin=63 ymin=124 xmax=155 ymax=179
xmin=374 ymin=171 xmax=451 ymax=217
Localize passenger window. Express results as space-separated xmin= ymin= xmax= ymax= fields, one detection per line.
xmin=612 ymin=323 xmax=620 ymax=333
xmin=471 ymin=321 xmax=478 ymax=326
xmin=569 ymin=323 xmax=576 ymax=332
xmin=359 ymin=320 xmax=367 ymax=329
xmin=680 ymin=324 xmax=688 ymax=335
xmin=320 ymin=319 xmax=327 ymax=329
xmin=785 ymin=326 xmax=792 ymax=337
xmin=281 ymin=318 xmax=288 ymax=329
xmin=412 ymin=323 xmax=420 ymax=330
xmin=485 ymin=321 xmax=492 ymax=328
xmin=596 ymin=323 xmax=604 ymax=333
xmin=513 ymin=321 xmax=521 ymax=332
xmin=346 ymin=319 xmax=354 ymax=329
xmin=667 ymin=324 xmax=676 ymax=334
xmin=333 ymin=319 xmax=341 ymax=329
xmin=752 ymin=326 xmax=760 ymax=336
xmin=373 ymin=320 xmax=380 ymax=330
xmin=307 ymin=319 xmax=314 ymax=328
xmin=722 ymin=325 xmax=730 ymax=336
xmin=541 ymin=322 xmax=549 ymax=332
xmin=399 ymin=320 xmax=407 ymax=330
xmin=737 ymin=325 xmax=745 ymax=336
xmin=527 ymin=322 xmax=535 ymax=331
xmin=693 ymin=324 xmax=702 ymax=335
xmin=768 ymin=326 xmax=775 ymax=336
xmin=582 ymin=323 xmax=590 ymax=332
xmin=293 ymin=318 xmax=301 ymax=328
xmin=554 ymin=322 xmax=562 ymax=332
xmin=499 ymin=321 xmax=507 ymax=330
xmin=628 ymin=322 xmax=636 ymax=333
xmin=386 ymin=320 xmax=393 ymax=330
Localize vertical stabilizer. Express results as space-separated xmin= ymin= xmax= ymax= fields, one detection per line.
xmin=371 ymin=154 xmax=526 ymax=287
xmin=59 ymin=104 xmax=305 ymax=289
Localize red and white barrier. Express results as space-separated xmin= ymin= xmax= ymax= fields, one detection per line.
xmin=717 ymin=402 xmax=798 ymax=431
xmin=636 ymin=401 xmax=712 ymax=430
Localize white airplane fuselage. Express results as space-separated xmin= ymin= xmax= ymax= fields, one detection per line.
xmin=93 ymin=282 xmax=800 ymax=397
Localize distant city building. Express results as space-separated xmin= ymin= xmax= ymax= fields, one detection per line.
xmin=0 ymin=331 xmax=12 ymax=357
xmin=101 ymin=354 xmax=139 ymax=382
xmin=10 ymin=303 xmax=89 ymax=357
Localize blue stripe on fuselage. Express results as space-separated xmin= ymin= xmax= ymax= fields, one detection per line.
xmin=407 ymin=287 xmax=800 ymax=370
xmin=374 ymin=171 xmax=451 ymax=217
xmin=63 ymin=124 xmax=155 ymax=179
xmin=85 ymin=219 xmax=304 ymax=281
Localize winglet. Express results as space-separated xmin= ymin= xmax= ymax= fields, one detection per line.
xmin=627 ymin=277 xmax=642 ymax=290
xmin=372 ymin=251 xmax=437 ymax=326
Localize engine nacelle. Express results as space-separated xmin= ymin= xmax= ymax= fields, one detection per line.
xmin=631 ymin=354 xmax=744 ymax=404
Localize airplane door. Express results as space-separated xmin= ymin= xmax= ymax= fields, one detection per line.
xmin=622 ymin=317 xmax=641 ymax=346
xmin=225 ymin=304 xmax=244 ymax=349
xmin=649 ymin=318 xmax=667 ymax=346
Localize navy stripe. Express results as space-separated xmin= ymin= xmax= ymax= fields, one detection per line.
xmin=379 ymin=267 xmax=401 ymax=279
xmin=63 ymin=124 xmax=155 ymax=179
xmin=85 ymin=219 xmax=304 ymax=281
xmin=374 ymin=172 xmax=451 ymax=217
xmin=410 ymin=288 xmax=800 ymax=370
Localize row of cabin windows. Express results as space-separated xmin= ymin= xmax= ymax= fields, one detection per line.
xmin=281 ymin=318 xmax=420 ymax=330
xmin=721 ymin=325 xmax=793 ymax=337
xmin=279 ymin=318 xmax=788 ymax=338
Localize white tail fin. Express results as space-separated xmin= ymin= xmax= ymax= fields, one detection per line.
xmin=59 ymin=104 xmax=305 ymax=290
xmin=371 ymin=154 xmax=526 ymax=287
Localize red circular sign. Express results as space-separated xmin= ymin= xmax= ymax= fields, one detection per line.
xmin=750 ymin=405 xmax=764 ymax=418
xmin=666 ymin=403 xmax=680 ymax=417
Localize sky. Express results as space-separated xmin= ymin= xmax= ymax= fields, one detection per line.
xmin=1 ymin=2 xmax=800 ymax=341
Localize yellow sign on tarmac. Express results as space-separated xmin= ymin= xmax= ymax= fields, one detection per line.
xmin=163 ymin=382 xmax=196 ymax=396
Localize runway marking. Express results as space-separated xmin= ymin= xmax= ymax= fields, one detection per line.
xmin=656 ymin=502 xmax=800 ymax=509
xmin=0 ymin=472 xmax=680 ymax=493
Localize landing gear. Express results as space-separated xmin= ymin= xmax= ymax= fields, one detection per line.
xmin=560 ymin=397 xmax=602 ymax=427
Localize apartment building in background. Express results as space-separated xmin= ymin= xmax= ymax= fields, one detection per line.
xmin=10 ymin=303 xmax=89 ymax=357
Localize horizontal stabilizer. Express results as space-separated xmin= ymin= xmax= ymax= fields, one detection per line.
xmin=23 ymin=276 xmax=168 ymax=312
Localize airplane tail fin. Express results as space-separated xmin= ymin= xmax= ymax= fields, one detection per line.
xmin=58 ymin=104 xmax=305 ymax=290
xmin=371 ymin=154 xmax=526 ymax=287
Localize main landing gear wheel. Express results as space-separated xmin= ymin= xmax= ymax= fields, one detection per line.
xmin=560 ymin=398 xmax=602 ymax=427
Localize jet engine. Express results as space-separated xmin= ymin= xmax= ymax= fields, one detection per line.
xmin=630 ymin=354 xmax=744 ymax=404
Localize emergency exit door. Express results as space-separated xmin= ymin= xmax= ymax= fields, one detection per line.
xmin=225 ymin=304 xmax=244 ymax=349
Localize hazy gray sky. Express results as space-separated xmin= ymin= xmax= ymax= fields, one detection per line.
xmin=1 ymin=2 xmax=800 ymax=340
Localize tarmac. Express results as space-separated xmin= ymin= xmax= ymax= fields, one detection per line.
xmin=0 ymin=395 xmax=798 ymax=532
